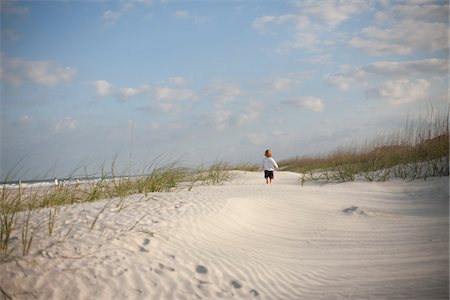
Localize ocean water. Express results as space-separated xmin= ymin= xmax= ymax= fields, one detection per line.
xmin=2 ymin=177 xmax=108 ymax=189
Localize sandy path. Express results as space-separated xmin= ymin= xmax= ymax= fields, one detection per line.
xmin=1 ymin=171 xmax=448 ymax=299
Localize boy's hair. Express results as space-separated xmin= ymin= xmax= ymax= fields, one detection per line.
xmin=265 ymin=149 xmax=272 ymax=157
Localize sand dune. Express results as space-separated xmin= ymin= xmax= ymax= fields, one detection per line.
xmin=1 ymin=171 xmax=448 ymax=299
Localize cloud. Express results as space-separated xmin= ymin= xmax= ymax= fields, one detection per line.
xmin=366 ymin=79 xmax=430 ymax=105
xmin=394 ymin=2 xmax=448 ymax=22
xmin=252 ymin=15 xmax=297 ymax=31
xmin=93 ymin=80 xmax=113 ymax=96
xmin=204 ymin=81 xmax=241 ymax=107
xmin=174 ymin=10 xmax=189 ymax=19
xmin=153 ymin=86 xmax=195 ymax=100
xmin=291 ymin=0 xmax=370 ymax=27
xmin=282 ymin=96 xmax=325 ymax=113
xmin=324 ymin=58 xmax=448 ymax=91
xmin=150 ymin=102 xmax=183 ymax=114
xmin=350 ymin=20 xmax=448 ymax=55
xmin=324 ymin=74 xmax=358 ymax=91
xmin=19 ymin=115 xmax=33 ymax=125
xmin=101 ymin=0 xmax=153 ymax=26
xmin=1 ymin=0 xmax=29 ymax=15
xmin=168 ymin=76 xmax=187 ymax=85
xmin=207 ymin=110 xmax=232 ymax=130
xmin=236 ymin=100 xmax=264 ymax=126
xmin=265 ymin=73 xmax=307 ymax=92
xmin=350 ymin=1 xmax=449 ymax=56
xmin=1 ymin=29 xmax=20 ymax=42
xmin=0 ymin=54 xmax=77 ymax=87
xmin=253 ymin=0 xmax=371 ymax=53
xmin=55 ymin=117 xmax=77 ymax=132
xmin=364 ymin=58 xmax=448 ymax=77
xmin=101 ymin=10 xmax=122 ymax=26
xmin=118 ymin=84 xmax=150 ymax=99
xmin=24 ymin=61 xmax=77 ymax=86
xmin=173 ymin=9 xmax=208 ymax=23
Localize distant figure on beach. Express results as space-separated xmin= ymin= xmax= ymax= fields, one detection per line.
xmin=54 ymin=178 xmax=59 ymax=187
xmin=262 ymin=149 xmax=279 ymax=184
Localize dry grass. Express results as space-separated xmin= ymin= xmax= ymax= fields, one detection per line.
xmin=0 ymin=158 xmax=234 ymax=258
xmin=281 ymin=107 xmax=449 ymax=183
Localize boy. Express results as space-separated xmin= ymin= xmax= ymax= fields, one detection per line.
xmin=262 ymin=149 xmax=279 ymax=184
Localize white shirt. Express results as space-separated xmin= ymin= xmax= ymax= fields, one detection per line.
xmin=262 ymin=157 xmax=279 ymax=171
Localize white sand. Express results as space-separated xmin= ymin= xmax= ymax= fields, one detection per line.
xmin=1 ymin=171 xmax=448 ymax=299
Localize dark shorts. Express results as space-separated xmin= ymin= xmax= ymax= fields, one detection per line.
xmin=264 ymin=170 xmax=274 ymax=179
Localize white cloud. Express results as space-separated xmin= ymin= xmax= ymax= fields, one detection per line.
xmin=394 ymin=2 xmax=448 ymax=22
xmin=24 ymin=61 xmax=77 ymax=86
xmin=55 ymin=117 xmax=77 ymax=132
xmin=283 ymin=96 xmax=325 ymax=113
xmin=252 ymin=15 xmax=296 ymax=31
xmin=265 ymin=73 xmax=308 ymax=92
xmin=19 ymin=115 xmax=33 ymax=125
xmin=204 ymin=81 xmax=241 ymax=107
xmin=173 ymin=9 xmax=208 ymax=23
xmin=168 ymin=76 xmax=187 ymax=85
xmin=324 ymin=68 xmax=368 ymax=91
xmin=350 ymin=4 xmax=449 ymax=56
xmin=152 ymin=102 xmax=182 ymax=113
xmin=153 ymin=86 xmax=194 ymax=100
xmin=209 ymin=110 xmax=232 ymax=130
xmin=174 ymin=10 xmax=189 ymax=19
xmin=351 ymin=20 xmax=448 ymax=55
xmin=93 ymin=80 xmax=113 ymax=96
xmin=101 ymin=10 xmax=121 ymax=26
xmin=118 ymin=84 xmax=150 ymax=98
xmin=324 ymin=58 xmax=448 ymax=91
xmin=254 ymin=1 xmax=371 ymax=54
xmin=1 ymin=0 xmax=29 ymax=15
xmin=0 ymin=54 xmax=77 ymax=87
xmin=364 ymin=58 xmax=448 ymax=77
xmin=236 ymin=100 xmax=264 ymax=126
xmin=324 ymin=74 xmax=357 ymax=91
xmin=119 ymin=87 xmax=141 ymax=98
xmin=193 ymin=109 xmax=233 ymax=130
xmin=269 ymin=77 xmax=293 ymax=91
xmin=291 ymin=0 xmax=370 ymax=27
xmin=366 ymin=79 xmax=430 ymax=105
xmin=1 ymin=29 xmax=20 ymax=42
xmin=100 ymin=0 xmax=153 ymax=26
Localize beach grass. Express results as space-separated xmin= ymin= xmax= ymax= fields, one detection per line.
xmin=281 ymin=106 xmax=449 ymax=183
xmin=0 ymin=158 xmax=237 ymax=257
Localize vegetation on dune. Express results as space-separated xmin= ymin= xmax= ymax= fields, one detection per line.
xmin=0 ymin=159 xmax=240 ymax=258
xmin=280 ymin=106 xmax=449 ymax=184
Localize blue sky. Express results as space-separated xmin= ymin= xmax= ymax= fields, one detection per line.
xmin=1 ymin=0 xmax=448 ymax=180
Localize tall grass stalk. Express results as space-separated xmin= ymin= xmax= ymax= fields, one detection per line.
xmin=21 ymin=210 xmax=33 ymax=256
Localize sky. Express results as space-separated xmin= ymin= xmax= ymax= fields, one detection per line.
xmin=1 ymin=0 xmax=449 ymax=180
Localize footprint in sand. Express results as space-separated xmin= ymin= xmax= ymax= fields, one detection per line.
xmin=155 ymin=262 xmax=175 ymax=275
xmin=195 ymin=265 xmax=208 ymax=274
xmin=230 ymin=280 xmax=242 ymax=289
xmin=139 ymin=238 xmax=151 ymax=252
xmin=139 ymin=247 xmax=149 ymax=252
